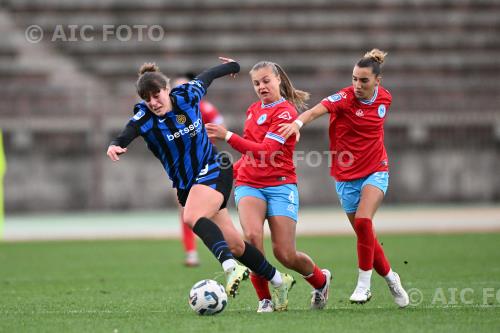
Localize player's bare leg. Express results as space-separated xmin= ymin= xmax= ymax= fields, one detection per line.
xmin=238 ymin=197 xmax=274 ymax=312
xmin=268 ymin=216 xmax=330 ymax=310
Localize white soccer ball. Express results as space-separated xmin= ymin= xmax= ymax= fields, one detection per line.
xmin=189 ymin=279 xmax=228 ymax=315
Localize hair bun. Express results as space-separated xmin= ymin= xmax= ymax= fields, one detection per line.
xmin=363 ymin=49 xmax=387 ymax=65
xmin=139 ymin=62 xmax=160 ymax=76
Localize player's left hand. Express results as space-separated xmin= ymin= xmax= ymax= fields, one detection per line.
xmin=205 ymin=123 xmax=228 ymax=140
xmin=278 ymin=122 xmax=301 ymax=142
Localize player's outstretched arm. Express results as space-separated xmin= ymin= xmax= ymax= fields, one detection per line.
xmin=196 ymin=57 xmax=240 ymax=89
xmin=206 ymin=123 xmax=282 ymax=158
xmin=278 ymin=103 xmax=329 ymax=141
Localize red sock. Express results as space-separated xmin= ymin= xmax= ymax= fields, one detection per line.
xmin=304 ymin=265 xmax=327 ymax=289
xmin=181 ymin=221 xmax=196 ymax=253
xmin=250 ymin=272 xmax=271 ymax=300
xmin=354 ymin=217 xmax=375 ymax=271
xmin=373 ymin=239 xmax=391 ymax=276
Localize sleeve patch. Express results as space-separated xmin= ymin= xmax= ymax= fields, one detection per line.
xmin=132 ymin=109 xmax=146 ymax=121
xmin=265 ymin=132 xmax=286 ymax=144
xmin=327 ymin=93 xmax=342 ymax=103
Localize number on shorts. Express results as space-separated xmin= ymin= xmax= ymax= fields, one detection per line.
xmin=288 ymin=191 xmax=295 ymax=204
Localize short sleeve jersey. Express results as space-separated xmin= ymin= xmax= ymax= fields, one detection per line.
xmin=320 ymin=85 xmax=391 ymax=181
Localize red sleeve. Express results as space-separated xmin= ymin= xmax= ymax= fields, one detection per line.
xmin=320 ymin=91 xmax=346 ymax=117
xmin=227 ymin=107 xmax=293 ymax=158
xmin=227 ymin=133 xmax=283 ymax=158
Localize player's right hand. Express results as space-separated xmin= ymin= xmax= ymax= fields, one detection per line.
xmin=107 ymin=145 xmax=127 ymax=161
xmin=278 ymin=122 xmax=301 ymax=142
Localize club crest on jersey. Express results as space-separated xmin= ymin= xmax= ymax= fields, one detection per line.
xmin=327 ymin=93 xmax=342 ymax=103
xmin=277 ymin=111 xmax=292 ymax=121
xmin=257 ymin=114 xmax=267 ymax=125
xmin=378 ymin=104 xmax=386 ymax=118
xmin=176 ymin=114 xmax=187 ymax=124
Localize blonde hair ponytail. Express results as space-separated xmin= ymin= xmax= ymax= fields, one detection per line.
xmin=363 ymin=49 xmax=387 ymax=65
xmin=250 ymin=61 xmax=310 ymax=111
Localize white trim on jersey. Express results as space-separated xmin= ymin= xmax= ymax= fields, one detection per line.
xmin=262 ymin=97 xmax=286 ymax=108
xmin=265 ymin=132 xmax=286 ymax=144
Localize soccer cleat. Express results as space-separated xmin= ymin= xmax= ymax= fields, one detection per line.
xmin=310 ymin=269 xmax=332 ymax=310
xmin=224 ymin=264 xmax=250 ymax=298
xmin=387 ymin=272 xmax=410 ymax=308
xmin=272 ymin=273 xmax=296 ymax=311
xmin=257 ymin=299 xmax=274 ymax=313
xmin=349 ymin=285 xmax=372 ymax=304
xmin=184 ymin=251 xmax=200 ymax=267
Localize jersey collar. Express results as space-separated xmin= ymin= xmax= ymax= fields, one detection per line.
xmin=358 ymin=86 xmax=379 ymax=105
xmin=262 ymin=97 xmax=286 ymax=108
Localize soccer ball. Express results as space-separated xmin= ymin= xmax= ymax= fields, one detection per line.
xmin=189 ymin=279 xmax=228 ymax=315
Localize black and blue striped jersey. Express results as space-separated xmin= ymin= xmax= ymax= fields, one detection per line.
xmin=128 ymin=79 xmax=219 ymax=189
xmin=110 ymin=61 xmax=240 ymax=189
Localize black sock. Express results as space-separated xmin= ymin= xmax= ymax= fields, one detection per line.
xmin=236 ymin=241 xmax=276 ymax=281
xmin=192 ymin=217 xmax=234 ymax=264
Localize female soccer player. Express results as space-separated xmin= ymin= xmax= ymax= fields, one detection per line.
xmin=106 ymin=58 xmax=294 ymax=307
xmin=278 ymin=49 xmax=409 ymax=307
xmin=171 ymin=74 xmax=225 ymax=267
xmin=206 ymin=61 xmax=331 ymax=312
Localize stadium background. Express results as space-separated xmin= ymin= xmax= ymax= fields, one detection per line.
xmin=1 ymin=0 xmax=499 ymax=234
xmin=1 ymin=2 xmax=500 ymax=332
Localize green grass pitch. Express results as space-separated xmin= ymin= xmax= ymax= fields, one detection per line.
xmin=1 ymin=233 xmax=499 ymax=332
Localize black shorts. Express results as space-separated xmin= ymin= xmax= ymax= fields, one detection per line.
xmin=176 ymin=156 xmax=233 ymax=210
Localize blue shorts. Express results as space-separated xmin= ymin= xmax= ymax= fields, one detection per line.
xmin=335 ymin=172 xmax=389 ymax=214
xmin=234 ymin=184 xmax=299 ymax=222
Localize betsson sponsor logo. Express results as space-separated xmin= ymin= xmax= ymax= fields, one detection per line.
xmin=166 ymin=118 xmax=202 ymax=141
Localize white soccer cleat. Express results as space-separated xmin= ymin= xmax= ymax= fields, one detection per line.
xmin=256 ymin=299 xmax=274 ymax=313
xmin=310 ymin=269 xmax=332 ymax=310
xmin=350 ymin=285 xmax=372 ymax=304
xmin=387 ymin=272 xmax=410 ymax=308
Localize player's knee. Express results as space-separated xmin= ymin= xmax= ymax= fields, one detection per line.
xmin=273 ymin=247 xmax=295 ymax=268
xmin=183 ymin=212 xmax=200 ymax=228
xmin=227 ymin=238 xmax=245 ymax=257
xmin=243 ymin=230 xmax=263 ymax=248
